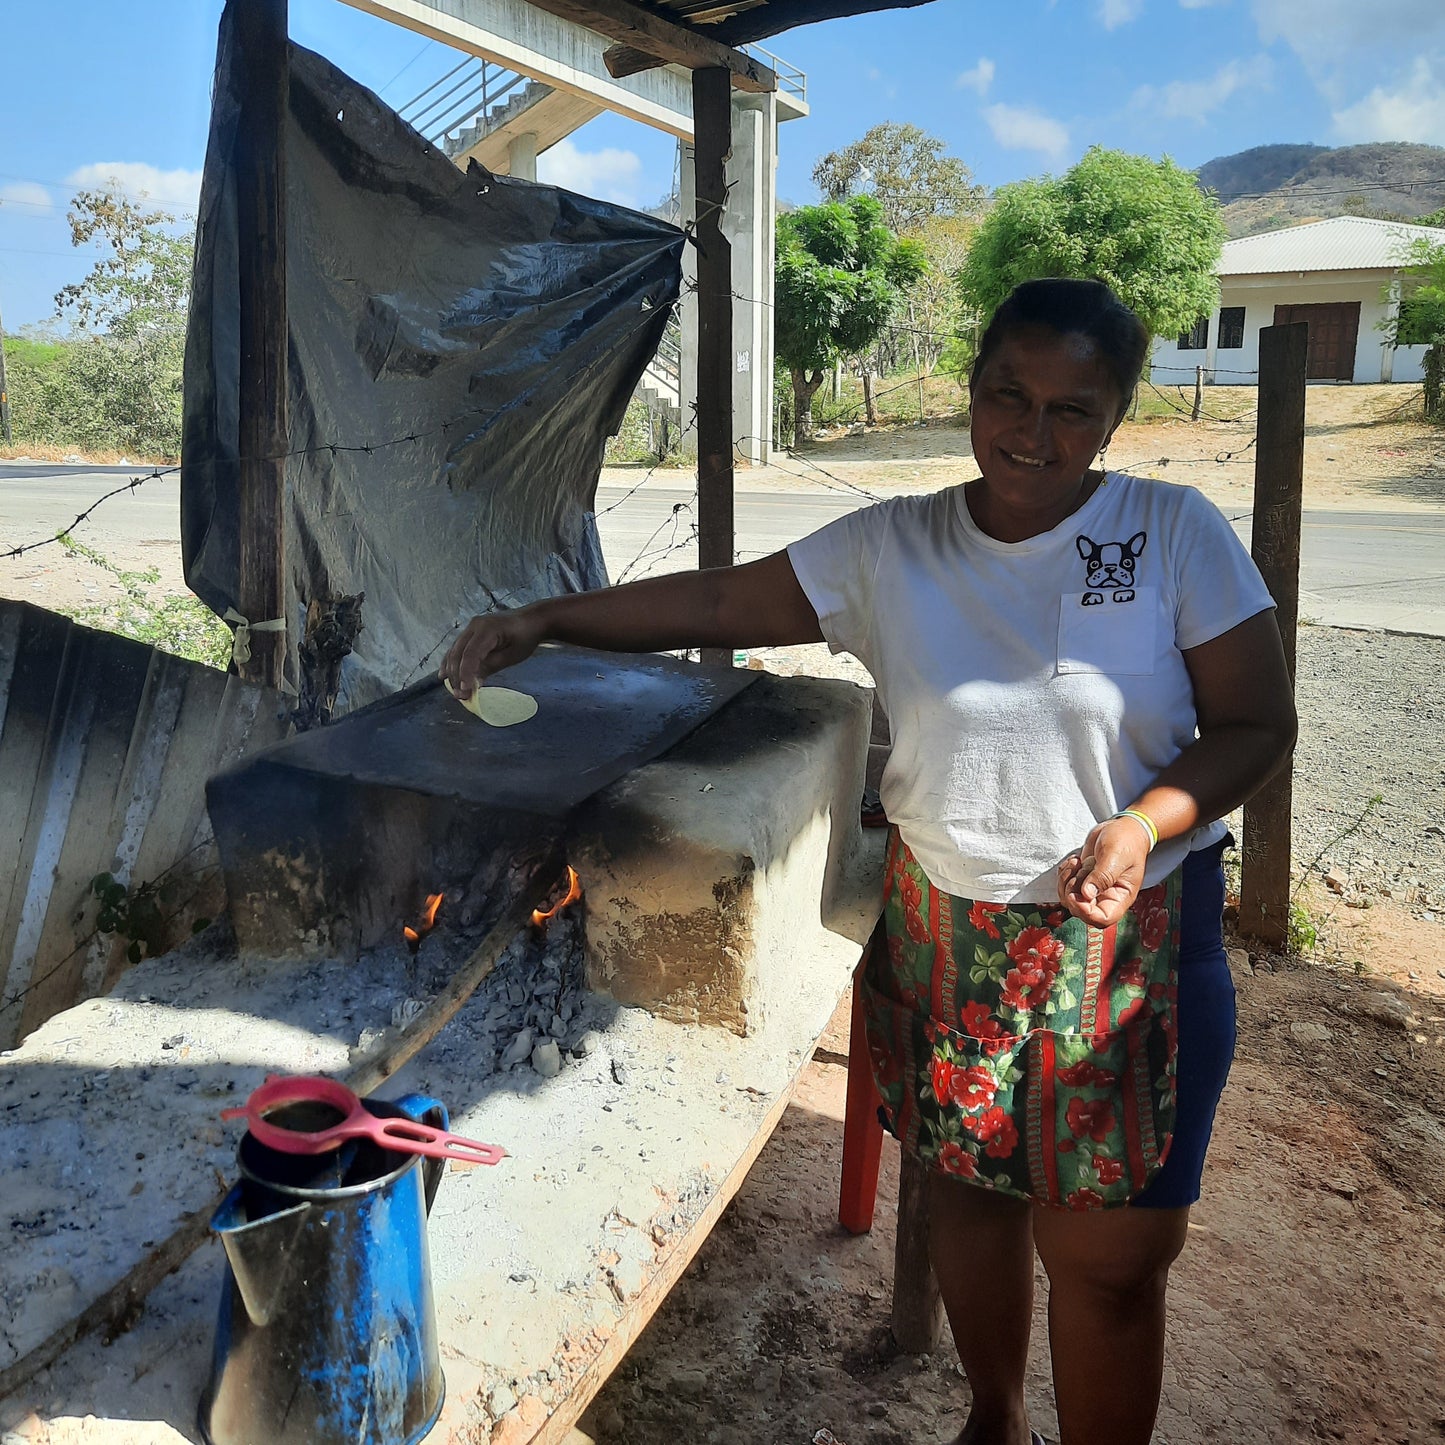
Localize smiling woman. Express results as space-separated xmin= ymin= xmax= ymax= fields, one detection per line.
xmin=963 ymin=278 xmax=1149 ymax=541
xmin=442 ymin=276 xmax=1296 ymax=1445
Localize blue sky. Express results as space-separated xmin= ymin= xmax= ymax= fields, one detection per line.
xmin=2 ymin=0 xmax=1442 ymax=329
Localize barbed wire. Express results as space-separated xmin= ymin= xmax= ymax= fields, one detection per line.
xmin=2 ymin=298 xmax=676 ymax=563
xmin=614 ymin=492 xmax=700 ymax=585
xmin=1152 ymin=363 xmax=1260 ymax=377
xmin=1143 ymin=376 xmax=1257 ymax=426
xmin=1 ymin=465 xmax=183 ymax=560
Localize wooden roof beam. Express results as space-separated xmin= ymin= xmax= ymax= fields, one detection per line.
xmin=524 ymin=0 xmax=777 ymax=91
xmin=604 ymin=0 xmax=937 ymax=79
xmin=708 ymin=0 xmax=937 ymax=46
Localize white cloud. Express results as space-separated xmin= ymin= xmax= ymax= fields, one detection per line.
xmin=0 ymin=181 xmax=54 ymax=214
xmin=982 ymin=103 xmax=1070 ymax=162
xmin=866 ymin=66 xmax=899 ymax=99
xmin=1332 ymin=56 xmax=1445 ymax=145
xmin=1098 ymin=0 xmax=1144 ymax=29
xmin=956 ymin=58 xmax=995 ymax=96
xmin=65 ymin=162 xmax=202 ymax=215
xmin=1234 ymin=1 xmax=1445 ymax=148
xmin=536 ymin=139 xmax=644 ymax=208
xmin=1252 ymin=0 xmax=1442 ymax=74
xmin=1133 ymin=54 xmax=1273 ymax=122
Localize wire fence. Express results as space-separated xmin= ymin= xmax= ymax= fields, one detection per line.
xmin=2 ymin=271 xmax=1283 ymax=693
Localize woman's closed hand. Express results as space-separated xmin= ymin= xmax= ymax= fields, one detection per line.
xmin=440 ymin=608 xmax=546 ymax=698
xmin=1057 ymin=818 xmax=1151 ymax=928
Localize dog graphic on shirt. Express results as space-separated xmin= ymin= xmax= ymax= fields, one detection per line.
xmin=1076 ymin=531 xmax=1146 ymax=605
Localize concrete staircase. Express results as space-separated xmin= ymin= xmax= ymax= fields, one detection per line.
xmin=448 ymin=83 xmax=605 ymax=174
xmin=401 ymin=59 xmax=603 ymax=176
xmin=636 ymin=313 xmax=683 ymax=454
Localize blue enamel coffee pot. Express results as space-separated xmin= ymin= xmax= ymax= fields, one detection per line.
xmin=199 ymin=1092 xmax=447 ymax=1445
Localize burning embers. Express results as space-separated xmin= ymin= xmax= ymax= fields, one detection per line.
xmin=404 ymin=893 xmax=444 ymax=952
xmin=531 ymin=867 xmax=582 ymax=929
xmin=402 ymin=864 xmax=580 ymax=955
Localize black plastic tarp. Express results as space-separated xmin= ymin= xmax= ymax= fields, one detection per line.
xmin=182 ymin=17 xmax=684 ymax=710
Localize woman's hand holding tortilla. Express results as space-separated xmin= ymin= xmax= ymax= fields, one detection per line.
xmin=440 ymin=608 xmax=546 ymax=699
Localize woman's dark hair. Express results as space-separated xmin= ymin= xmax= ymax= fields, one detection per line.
xmin=969 ymin=278 xmax=1150 ymax=415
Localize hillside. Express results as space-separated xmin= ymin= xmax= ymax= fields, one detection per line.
xmin=1197 ymin=142 xmax=1445 ymax=236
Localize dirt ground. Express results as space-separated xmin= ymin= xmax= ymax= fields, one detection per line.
xmin=574 ymin=897 xmax=1445 ymax=1445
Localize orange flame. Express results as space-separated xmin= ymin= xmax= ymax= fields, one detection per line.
xmin=531 ymin=867 xmax=582 ymax=927
xmin=403 ymin=892 xmax=445 ymax=948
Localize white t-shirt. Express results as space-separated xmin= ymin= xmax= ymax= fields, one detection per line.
xmin=787 ymin=472 xmax=1276 ymax=903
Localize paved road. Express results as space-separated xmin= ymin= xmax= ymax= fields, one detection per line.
xmin=3 ymin=462 xmax=1443 ymax=636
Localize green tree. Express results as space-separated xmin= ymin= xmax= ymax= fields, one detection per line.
xmin=1384 ymin=236 xmax=1445 ymax=421
xmin=813 ymin=122 xmax=986 ymax=238
xmin=50 ymin=187 xmax=194 ymax=457
xmin=774 ymin=195 xmax=926 ymax=439
xmin=956 ymin=147 xmax=1227 ymax=346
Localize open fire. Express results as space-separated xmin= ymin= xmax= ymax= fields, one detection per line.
xmin=403 ymin=892 xmax=444 ymax=950
xmin=531 ymin=867 xmax=582 ymax=928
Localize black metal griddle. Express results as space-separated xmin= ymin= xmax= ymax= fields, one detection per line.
xmin=267 ymin=644 xmax=758 ymax=818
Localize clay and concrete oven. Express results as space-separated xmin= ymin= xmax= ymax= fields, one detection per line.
xmin=206 ymin=645 xmax=876 ymax=1037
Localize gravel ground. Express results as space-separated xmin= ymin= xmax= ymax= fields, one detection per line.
xmin=1291 ymin=626 xmax=1445 ymax=913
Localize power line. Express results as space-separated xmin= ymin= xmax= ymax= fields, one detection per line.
xmin=825 ymin=176 xmax=1445 ymax=206
xmin=373 ymin=37 xmax=440 ymax=97
xmin=2 ymin=302 xmax=669 ymax=560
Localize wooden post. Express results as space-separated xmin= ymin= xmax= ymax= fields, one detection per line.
xmin=0 ymin=296 xmax=12 ymax=444
xmin=1238 ymin=322 xmax=1307 ymax=948
xmin=692 ymin=65 xmax=734 ymax=668
xmin=0 ymin=294 xmax=12 ymax=445
xmin=1192 ymin=363 xmax=1204 ymax=421
xmin=890 ymin=1154 xmax=945 ymax=1353
xmin=232 ymin=0 xmax=289 ymax=691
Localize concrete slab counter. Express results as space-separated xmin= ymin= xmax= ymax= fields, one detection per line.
xmin=0 ymin=670 xmax=882 ymax=1444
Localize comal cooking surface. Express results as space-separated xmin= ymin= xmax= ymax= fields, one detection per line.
xmin=267 ymin=644 xmax=758 ymax=818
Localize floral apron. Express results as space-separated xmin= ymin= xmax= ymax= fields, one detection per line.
xmin=863 ymin=830 xmax=1182 ymax=1210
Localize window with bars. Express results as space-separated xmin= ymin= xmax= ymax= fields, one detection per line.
xmin=1177 ymin=316 xmax=1209 ymax=351
xmin=1217 ymin=307 xmax=1245 ymax=349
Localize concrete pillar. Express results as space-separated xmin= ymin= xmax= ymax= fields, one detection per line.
xmin=724 ymin=91 xmax=776 ymax=466
xmin=676 ymin=88 xmax=778 ymax=467
xmin=508 ymin=131 xmax=538 ymax=181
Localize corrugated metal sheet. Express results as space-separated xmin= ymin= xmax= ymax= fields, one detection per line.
xmin=1220 ymin=216 xmax=1444 ymax=277
xmin=0 ymin=601 xmax=287 ymax=1049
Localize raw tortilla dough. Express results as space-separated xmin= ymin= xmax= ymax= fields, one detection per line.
xmin=444 ymin=678 xmax=538 ymax=727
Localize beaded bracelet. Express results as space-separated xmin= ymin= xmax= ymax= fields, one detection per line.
xmin=1111 ymin=808 xmax=1159 ymax=851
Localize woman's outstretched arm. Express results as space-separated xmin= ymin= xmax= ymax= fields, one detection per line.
xmin=440 ymin=550 xmax=824 ymax=697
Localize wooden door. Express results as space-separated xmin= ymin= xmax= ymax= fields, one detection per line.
xmin=1273 ymin=302 xmax=1361 ymax=381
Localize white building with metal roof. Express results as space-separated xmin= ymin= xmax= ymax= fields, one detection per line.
xmin=1151 ymin=215 xmax=1440 ymax=387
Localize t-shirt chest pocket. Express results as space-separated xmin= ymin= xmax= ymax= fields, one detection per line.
xmin=1057 ymin=585 xmax=1159 ymax=675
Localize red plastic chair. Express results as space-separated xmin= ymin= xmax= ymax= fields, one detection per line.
xmin=838 ymin=927 xmax=886 ymax=1234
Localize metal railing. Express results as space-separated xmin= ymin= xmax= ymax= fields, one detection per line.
xmin=642 ymin=311 xmax=682 ymax=403
xmin=744 ymin=43 xmax=806 ymax=104
xmin=403 ymin=42 xmax=805 ymax=155
xmin=398 ymin=57 xmax=530 ymax=150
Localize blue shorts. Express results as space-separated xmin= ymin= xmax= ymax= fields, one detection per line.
xmin=1131 ymin=839 xmax=1236 ymax=1210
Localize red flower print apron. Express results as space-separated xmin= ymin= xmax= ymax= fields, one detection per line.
xmin=863 ymin=830 xmax=1182 ymax=1210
